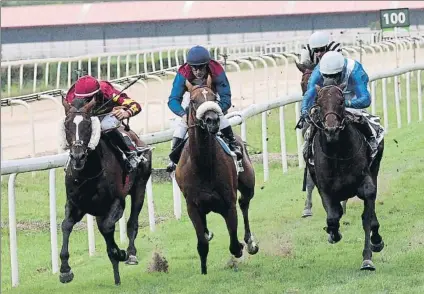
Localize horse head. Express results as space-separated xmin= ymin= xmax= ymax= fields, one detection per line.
xmin=186 ymin=75 xmax=222 ymax=135
xmin=295 ymin=61 xmax=316 ymax=95
xmin=61 ymin=97 xmax=101 ymax=171
xmin=313 ymin=79 xmax=347 ymax=143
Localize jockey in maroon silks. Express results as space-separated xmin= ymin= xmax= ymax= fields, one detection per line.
xmin=166 ymin=45 xmax=241 ymax=172
xmin=65 ymin=75 xmax=143 ymax=172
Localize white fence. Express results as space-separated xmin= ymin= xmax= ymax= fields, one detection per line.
xmin=1 ymin=56 xmax=423 ymax=287
xmin=2 ymin=35 xmax=423 ymax=162
xmin=0 ymin=31 xmax=391 ymax=98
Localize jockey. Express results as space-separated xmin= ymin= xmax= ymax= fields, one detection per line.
xmin=166 ymin=45 xmax=242 ymax=172
xmin=65 ymin=75 xmax=142 ymax=172
xmin=300 ymin=51 xmax=380 ymax=162
xmin=300 ymin=31 xmax=342 ymax=66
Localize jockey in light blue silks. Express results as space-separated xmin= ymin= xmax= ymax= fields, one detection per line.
xmin=300 ymin=51 xmax=383 ymax=163
xmin=166 ymin=45 xmax=242 ymax=172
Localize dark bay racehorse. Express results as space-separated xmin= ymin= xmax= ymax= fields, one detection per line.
xmin=60 ymin=97 xmax=152 ymax=285
xmin=307 ymin=81 xmax=385 ymax=270
xmin=295 ymin=61 xmax=347 ymax=218
xmin=175 ymin=76 xmax=258 ymax=274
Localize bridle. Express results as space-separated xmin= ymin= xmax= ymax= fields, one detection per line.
xmin=308 ymin=85 xmax=348 ymax=131
xmin=187 ymin=85 xmax=220 ymax=130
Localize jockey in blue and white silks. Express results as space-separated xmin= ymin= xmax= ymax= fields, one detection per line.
xmin=166 ymin=45 xmax=241 ymax=172
xmin=300 ymin=51 xmax=383 ymax=162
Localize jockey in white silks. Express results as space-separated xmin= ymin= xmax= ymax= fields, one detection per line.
xmin=300 ymin=51 xmax=384 ymax=163
xmin=300 ymin=31 xmax=342 ymax=66
xmin=166 ymin=45 xmax=242 ymax=172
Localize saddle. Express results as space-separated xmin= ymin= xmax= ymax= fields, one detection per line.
xmin=169 ymin=134 xmax=244 ymax=174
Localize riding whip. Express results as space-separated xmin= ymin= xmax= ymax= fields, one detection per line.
xmin=94 ymin=74 xmax=145 ymax=115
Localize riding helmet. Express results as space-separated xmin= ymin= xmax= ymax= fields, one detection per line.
xmin=186 ymin=45 xmax=211 ymax=66
xmin=308 ymin=31 xmax=330 ymax=49
xmin=74 ymin=75 xmax=101 ymax=98
xmin=319 ymin=51 xmax=345 ymax=75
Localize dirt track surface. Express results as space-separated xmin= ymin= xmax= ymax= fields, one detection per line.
xmin=1 ymin=49 xmax=420 ymax=160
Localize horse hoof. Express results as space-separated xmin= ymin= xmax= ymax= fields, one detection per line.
xmin=360 ymin=260 xmax=376 ymax=271
xmin=247 ymin=237 xmax=259 ymax=255
xmin=59 ymin=271 xmax=74 ymax=283
xmin=125 ymin=255 xmax=138 ymax=265
xmin=205 ymin=231 xmax=214 ymax=242
xmin=327 ymin=232 xmax=342 ymax=244
xmin=302 ymin=209 xmax=313 ymax=218
xmin=371 ymin=241 xmax=385 ymax=253
xmin=115 ymin=281 xmax=121 ymax=286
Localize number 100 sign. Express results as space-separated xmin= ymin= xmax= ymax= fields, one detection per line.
xmin=379 ymin=8 xmax=410 ymax=30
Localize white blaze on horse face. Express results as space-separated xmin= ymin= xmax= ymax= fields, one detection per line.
xmin=202 ymin=89 xmax=208 ymax=101
xmin=73 ymin=115 xmax=83 ymax=141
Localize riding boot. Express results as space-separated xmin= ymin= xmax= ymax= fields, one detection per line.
xmin=166 ymin=137 xmax=185 ymax=172
xmin=353 ymin=118 xmax=378 ymax=159
xmin=302 ymin=123 xmax=315 ymax=164
xmin=220 ymin=126 xmax=242 ymax=160
xmin=108 ymin=129 xmax=141 ymax=173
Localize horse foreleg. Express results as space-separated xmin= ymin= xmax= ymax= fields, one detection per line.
xmin=302 ymin=170 xmax=315 ymax=218
xmin=187 ymin=204 xmax=209 ymax=274
xmin=357 ymin=176 xmax=378 ymax=271
xmin=96 ymin=199 xmax=128 ymax=285
xmin=59 ymin=201 xmax=85 ymax=284
xmin=223 ymin=204 xmax=244 ymax=259
xmin=125 ymin=180 xmax=147 ymax=265
xmin=321 ymin=194 xmax=343 ymax=244
xmin=238 ymin=183 xmax=258 ymax=255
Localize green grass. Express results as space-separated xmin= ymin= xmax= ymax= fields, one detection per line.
xmin=1 ymin=74 xmax=424 ymax=293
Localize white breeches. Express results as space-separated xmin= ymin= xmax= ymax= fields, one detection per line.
xmin=173 ymin=115 xmax=231 ymax=139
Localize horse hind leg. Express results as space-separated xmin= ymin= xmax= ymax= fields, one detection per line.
xmin=125 ymin=179 xmax=148 ymax=265
xmin=238 ymin=182 xmax=259 ymax=255
xmin=59 ymin=201 xmax=85 ymax=284
xmin=96 ymin=199 xmax=128 ymax=285
xmin=302 ymin=170 xmax=315 ymax=218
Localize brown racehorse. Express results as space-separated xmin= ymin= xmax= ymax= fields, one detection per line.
xmin=175 ymin=76 xmax=258 ymax=275
xmin=295 ymin=61 xmax=347 ymax=218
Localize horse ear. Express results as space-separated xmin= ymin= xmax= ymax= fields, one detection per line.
xmin=62 ymin=96 xmax=71 ymax=115
xmin=206 ymin=74 xmax=212 ymax=88
xmin=82 ymin=97 xmax=97 ymax=113
xmin=295 ymin=61 xmax=306 ymax=73
xmin=185 ymin=80 xmax=193 ymax=92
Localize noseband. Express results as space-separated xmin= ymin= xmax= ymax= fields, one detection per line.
xmin=188 ymin=86 xmax=220 ymax=130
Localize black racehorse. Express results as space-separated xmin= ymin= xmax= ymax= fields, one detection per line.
xmin=306 ymin=80 xmax=385 ymax=271
xmin=60 ymin=97 xmax=152 ymax=285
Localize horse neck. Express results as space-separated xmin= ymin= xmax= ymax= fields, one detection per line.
xmin=317 ymin=124 xmax=361 ymax=159
xmin=188 ymin=120 xmax=217 ymax=173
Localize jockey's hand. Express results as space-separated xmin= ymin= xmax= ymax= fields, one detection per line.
xmin=112 ymin=108 xmax=130 ymax=120
xmin=181 ymin=114 xmax=187 ymax=122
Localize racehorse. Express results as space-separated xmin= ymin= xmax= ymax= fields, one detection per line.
xmin=59 ymin=97 xmax=152 ymax=285
xmin=295 ymin=61 xmax=347 ymax=218
xmin=306 ymin=80 xmax=385 ymax=270
xmin=174 ymin=76 xmax=259 ymax=274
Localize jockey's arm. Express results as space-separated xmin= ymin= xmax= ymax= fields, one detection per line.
xmin=214 ymin=71 xmax=232 ymax=113
xmin=102 ymin=81 xmax=141 ymax=116
xmin=167 ymin=73 xmax=187 ymax=117
xmin=301 ymin=67 xmax=323 ymax=115
xmin=300 ymin=47 xmax=312 ymax=64
xmin=346 ymin=64 xmax=371 ymax=109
